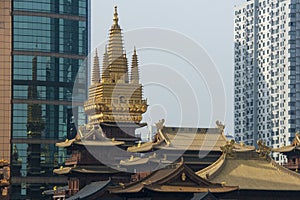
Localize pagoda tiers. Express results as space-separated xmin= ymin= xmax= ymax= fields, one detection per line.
xmin=272 ymin=133 xmax=300 ymax=172
xmin=84 ymin=6 xmax=147 ymax=142
xmin=196 ymin=140 xmax=300 ymax=200
xmin=53 ymin=7 xmax=151 ymax=197
xmin=0 ymin=160 xmax=9 ymax=199
xmin=54 ymin=124 xmax=131 ymax=197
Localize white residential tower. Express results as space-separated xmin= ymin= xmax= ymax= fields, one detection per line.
xmin=234 ymin=0 xmax=300 ymax=163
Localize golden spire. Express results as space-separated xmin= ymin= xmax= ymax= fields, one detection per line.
xmin=108 ymin=5 xmax=128 ymax=83
xmin=131 ymin=47 xmax=139 ymax=84
xmin=92 ymin=49 xmax=100 ymax=84
xmin=101 ymin=46 xmax=110 ymax=83
xmin=113 ymin=6 xmax=119 ymax=26
xmin=84 ymin=6 xmax=147 ymax=125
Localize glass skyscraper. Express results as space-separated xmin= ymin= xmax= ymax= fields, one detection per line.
xmin=0 ymin=1 xmax=90 ymax=199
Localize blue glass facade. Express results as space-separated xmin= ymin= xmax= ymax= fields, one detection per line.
xmin=9 ymin=1 xmax=89 ymax=199
xmin=13 ymin=0 xmax=87 ymax=16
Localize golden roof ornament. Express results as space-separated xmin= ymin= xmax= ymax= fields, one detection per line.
xmin=155 ymin=119 xmax=165 ymax=131
xmin=257 ymin=139 xmax=271 ymax=159
xmin=181 ymin=172 xmax=186 ymax=182
xmin=119 ymin=182 xmax=125 ymax=189
xmin=216 ymin=120 xmax=225 ymax=131
xmin=292 ymin=132 xmax=300 ymax=146
xmin=220 ymin=140 xmax=235 ymax=157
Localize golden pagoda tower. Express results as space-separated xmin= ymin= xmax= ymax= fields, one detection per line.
xmin=84 ymin=6 xmax=147 ymax=140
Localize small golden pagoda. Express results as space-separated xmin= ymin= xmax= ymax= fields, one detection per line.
xmin=84 ymin=6 xmax=147 ymax=140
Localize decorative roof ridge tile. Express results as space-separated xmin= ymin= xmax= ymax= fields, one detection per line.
xmin=196 ymin=153 xmax=227 ymax=180
xmin=272 ymin=133 xmax=300 ymax=152
xmin=269 ymin=157 xmax=300 ymax=179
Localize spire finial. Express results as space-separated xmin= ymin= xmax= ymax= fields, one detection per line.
xmin=114 ymin=6 xmax=119 ymax=25
xmin=92 ymin=49 xmax=101 ymax=84
xmin=131 ymin=46 xmax=139 ymax=84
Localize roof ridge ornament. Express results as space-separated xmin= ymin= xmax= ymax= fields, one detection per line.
xmin=216 ymin=120 xmax=225 ymax=131
xmin=257 ymin=139 xmax=271 ymax=159
xmin=293 ymin=132 xmax=300 ymax=146
xmin=220 ymin=140 xmax=235 ymax=158
xmin=155 ymin=119 xmax=165 ymax=131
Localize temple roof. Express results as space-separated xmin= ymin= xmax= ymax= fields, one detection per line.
xmin=56 ymin=139 xmax=76 ymax=148
xmin=196 ymin=147 xmax=300 ymax=191
xmin=119 ymin=153 xmax=173 ymax=167
xmin=53 ymin=165 xmax=124 ymax=175
xmin=53 ymin=166 xmax=72 ymax=175
xmin=159 ymin=127 xmax=228 ymax=151
xmin=127 ymin=130 xmax=166 ymax=152
xmin=128 ymin=125 xmax=229 ymax=153
xmin=66 ymin=179 xmax=111 ymax=200
xmin=272 ymin=133 xmax=300 ymax=153
xmin=42 ymin=186 xmax=68 ymax=196
xmin=119 ymin=156 xmax=150 ymax=166
xmin=109 ymin=160 xmax=238 ymax=194
xmin=56 ymin=125 xmax=124 ymax=148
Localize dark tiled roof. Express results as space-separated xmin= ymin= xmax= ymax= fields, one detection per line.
xmin=109 ymin=161 xmax=237 ymax=194
xmin=67 ymin=179 xmax=111 ymax=200
xmin=56 ymin=125 xmax=124 ymax=148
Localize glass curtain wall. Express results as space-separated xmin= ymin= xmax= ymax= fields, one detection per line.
xmin=10 ymin=1 xmax=89 ymax=199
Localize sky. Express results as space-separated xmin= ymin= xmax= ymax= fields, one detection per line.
xmin=91 ymin=0 xmax=246 ymax=135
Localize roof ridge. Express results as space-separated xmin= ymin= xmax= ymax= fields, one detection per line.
xmin=196 ymin=153 xmax=226 ymax=179
xmin=115 ymin=162 xmax=182 ymax=190
xmin=269 ymin=157 xmax=300 ymax=179
xmin=158 ymin=129 xmax=171 ymax=145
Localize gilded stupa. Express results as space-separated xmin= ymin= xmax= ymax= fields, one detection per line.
xmin=84 ymin=6 xmax=147 ymax=140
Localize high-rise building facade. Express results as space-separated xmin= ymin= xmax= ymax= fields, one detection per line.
xmin=234 ymin=0 xmax=300 ymax=163
xmin=0 ymin=0 xmax=89 ymax=199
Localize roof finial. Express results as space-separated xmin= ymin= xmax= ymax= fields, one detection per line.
xmin=92 ymin=48 xmax=100 ymax=84
xmin=114 ymin=6 xmax=119 ymax=25
xmin=134 ymin=46 xmax=136 ymax=55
